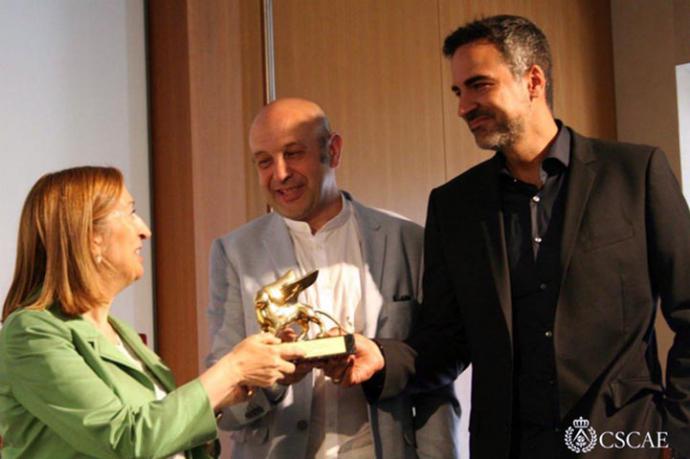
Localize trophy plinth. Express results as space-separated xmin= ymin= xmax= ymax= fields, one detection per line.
xmin=255 ymin=270 xmax=355 ymax=361
xmin=291 ymin=334 xmax=355 ymax=361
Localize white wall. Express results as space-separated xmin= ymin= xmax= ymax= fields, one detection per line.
xmin=0 ymin=0 xmax=154 ymax=343
xmin=678 ymin=63 xmax=690 ymax=203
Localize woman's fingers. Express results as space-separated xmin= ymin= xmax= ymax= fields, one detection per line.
xmin=256 ymin=332 xmax=281 ymax=345
xmin=277 ymin=342 xmax=305 ymax=362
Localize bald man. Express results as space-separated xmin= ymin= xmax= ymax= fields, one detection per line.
xmin=205 ymin=98 xmax=459 ymax=459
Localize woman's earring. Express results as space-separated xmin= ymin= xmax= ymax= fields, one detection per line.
xmin=95 ymin=255 xmax=103 ymax=264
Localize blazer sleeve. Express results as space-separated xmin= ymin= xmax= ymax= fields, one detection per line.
xmin=407 ymin=188 xmax=469 ymax=392
xmin=206 ymin=238 xmax=284 ymax=430
xmin=645 ymin=148 xmax=690 ymax=455
xmin=206 ymin=237 xmax=246 ymax=368
xmin=377 ymin=189 xmax=469 ymax=400
xmin=1 ymin=311 xmax=218 ymax=459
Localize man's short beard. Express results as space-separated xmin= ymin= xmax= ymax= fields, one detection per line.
xmin=475 ymin=116 xmax=524 ymax=151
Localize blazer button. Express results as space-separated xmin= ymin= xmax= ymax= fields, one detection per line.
xmin=297 ymin=420 xmax=309 ymax=431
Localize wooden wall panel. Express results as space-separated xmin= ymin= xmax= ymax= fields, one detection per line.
xmin=439 ymin=0 xmax=617 ymax=181
xmin=148 ymin=0 xmax=199 ymax=384
xmin=187 ymin=0 xmax=264 ymax=372
xmin=240 ymin=0 xmax=270 ymax=221
xmin=610 ymin=0 xmax=690 ymax=383
xmin=612 ymin=0 xmax=681 ymax=177
xmin=148 ymin=0 xmax=263 ymax=384
xmin=674 ymin=0 xmax=690 ymax=65
xmin=272 ymin=0 xmax=447 ymax=225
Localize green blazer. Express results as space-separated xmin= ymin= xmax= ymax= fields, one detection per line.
xmin=0 ymin=307 xmax=218 ymax=459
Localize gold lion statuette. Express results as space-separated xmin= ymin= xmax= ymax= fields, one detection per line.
xmin=254 ymin=269 xmax=344 ymax=340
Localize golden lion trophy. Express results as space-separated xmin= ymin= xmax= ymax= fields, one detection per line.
xmin=254 ymin=269 xmax=355 ymax=360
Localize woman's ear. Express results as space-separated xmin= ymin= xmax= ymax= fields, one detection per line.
xmin=92 ymin=233 xmax=104 ymax=264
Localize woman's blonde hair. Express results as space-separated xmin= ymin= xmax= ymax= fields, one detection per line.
xmin=2 ymin=166 xmax=124 ymax=321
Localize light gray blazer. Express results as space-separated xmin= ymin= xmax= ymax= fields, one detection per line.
xmin=206 ymin=195 xmax=459 ymax=458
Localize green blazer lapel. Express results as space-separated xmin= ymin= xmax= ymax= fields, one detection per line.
xmin=60 ymin=315 xmax=159 ymax=394
xmin=110 ymin=317 xmax=176 ymax=392
xmin=61 ymin=313 xmax=174 ymax=393
xmin=62 ymin=315 xmax=140 ymax=374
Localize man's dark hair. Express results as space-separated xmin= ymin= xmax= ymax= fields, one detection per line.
xmin=443 ymin=15 xmax=553 ymax=109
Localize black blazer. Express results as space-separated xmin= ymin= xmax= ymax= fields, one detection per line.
xmin=380 ymin=128 xmax=690 ymax=458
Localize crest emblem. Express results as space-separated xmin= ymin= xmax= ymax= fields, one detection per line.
xmin=564 ymin=417 xmax=597 ymax=453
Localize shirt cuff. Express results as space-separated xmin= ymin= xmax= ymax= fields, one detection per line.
xmin=362 ymin=339 xmax=386 ymax=404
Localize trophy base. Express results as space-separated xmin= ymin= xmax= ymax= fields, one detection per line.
xmin=292 ymin=334 xmax=355 ymax=361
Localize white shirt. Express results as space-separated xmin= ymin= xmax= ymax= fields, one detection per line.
xmin=283 ymin=196 xmax=373 ymax=458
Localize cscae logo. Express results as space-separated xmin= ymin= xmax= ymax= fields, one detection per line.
xmin=563 ymin=417 xmax=669 ymax=453
xmin=564 ymin=417 xmax=597 ymax=453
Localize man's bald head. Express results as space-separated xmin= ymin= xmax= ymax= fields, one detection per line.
xmin=250 ymin=98 xmax=332 ymax=159
xmin=249 ymin=98 xmax=343 ymax=232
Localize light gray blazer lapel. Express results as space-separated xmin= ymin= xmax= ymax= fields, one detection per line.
xmin=262 ymin=212 xmax=300 ymax=277
xmin=351 ymin=199 xmax=388 ymax=338
xmin=350 ymin=197 xmax=421 ymax=459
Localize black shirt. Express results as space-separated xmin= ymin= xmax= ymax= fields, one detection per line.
xmin=500 ymin=123 xmax=571 ymax=263
xmin=499 ymin=123 xmax=571 ymax=458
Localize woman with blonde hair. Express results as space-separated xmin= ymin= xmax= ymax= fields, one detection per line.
xmin=0 ymin=166 xmax=302 ymax=458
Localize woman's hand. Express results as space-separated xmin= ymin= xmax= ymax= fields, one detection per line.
xmin=226 ymin=333 xmax=304 ymax=387
xmin=274 ymin=328 xmax=315 ymax=385
xmin=218 ymin=384 xmax=251 ymax=406
xmin=200 ymin=333 xmax=305 ymax=410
